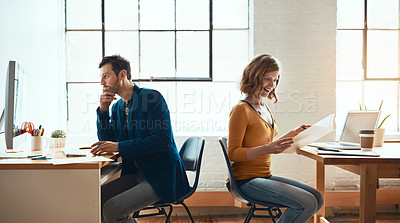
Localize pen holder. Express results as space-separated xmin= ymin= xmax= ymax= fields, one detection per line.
xmin=49 ymin=137 xmax=66 ymax=148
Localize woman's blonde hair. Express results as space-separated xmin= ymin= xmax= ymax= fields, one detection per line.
xmin=240 ymin=54 xmax=280 ymax=103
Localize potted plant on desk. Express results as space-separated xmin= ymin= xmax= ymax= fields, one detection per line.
xmin=375 ymin=114 xmax=390 ymax=147
xmin=49 ymin=130 xmax=67 ymax=148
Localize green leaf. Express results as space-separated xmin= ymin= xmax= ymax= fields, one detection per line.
xmin=378 ymin=114 xmax=391 ymax=129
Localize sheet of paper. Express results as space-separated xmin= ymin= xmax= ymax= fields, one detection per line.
xmin=50 ymin=156 xmax=114 ymax=165
xmin=0 ymin=153 xmax=32 ymax=158
xmin=317 ymin=150 xmax=380 ymax=157
xmin=283 ymin=114 xmax=335 ymax=153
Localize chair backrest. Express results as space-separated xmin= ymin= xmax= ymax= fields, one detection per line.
xmin=219 ymin=137 xmax=287 ymax=208
xmin=218 ymin=136 xmax=251 ymax=204
xmin=177 ymin=136 xmax=206 ymax=201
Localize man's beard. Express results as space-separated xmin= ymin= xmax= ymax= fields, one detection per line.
xmin=108 ymin=81 xmax=121 ymax=94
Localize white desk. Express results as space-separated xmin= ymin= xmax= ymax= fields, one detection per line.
xmin=0 ymin=149 xmax=118 ymax=223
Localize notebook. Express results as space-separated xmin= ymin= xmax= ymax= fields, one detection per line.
xmin=309 ymin=110 xmax=381 ymax=150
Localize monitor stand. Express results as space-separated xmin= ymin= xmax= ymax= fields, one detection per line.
xmin=0 ymin=108 xmax=4 ymax=132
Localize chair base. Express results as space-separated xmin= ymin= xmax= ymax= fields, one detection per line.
xmin=132 ymin=202 xmax=195 ymax=223
xmin=245 ymin=203 xmax=283 ymax=223
xmin=132 ymin=204 xmax=173 ymax=223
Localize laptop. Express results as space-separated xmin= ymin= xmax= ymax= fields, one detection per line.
xmin=309 ymin=110 xmax=381 ymax=150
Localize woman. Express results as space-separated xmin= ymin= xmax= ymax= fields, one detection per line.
xmin=228 ymin=54 xmax=324 ymax=222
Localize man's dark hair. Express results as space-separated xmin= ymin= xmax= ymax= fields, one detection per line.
xmin=99 ymin=54 xmax=131 ymax=80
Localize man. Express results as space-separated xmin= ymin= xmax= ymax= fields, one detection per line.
xmin=91 ymin=55 xmax=190 ymax=223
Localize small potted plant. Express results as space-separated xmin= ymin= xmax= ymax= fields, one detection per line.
xmin=49 ymin=130 xmax=67 ymax=148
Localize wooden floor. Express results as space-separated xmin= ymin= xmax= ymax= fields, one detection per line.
xmin=327 ymin=213 xmax=400 ymax=223
xmin=135 ymin=213 xmax=400 ymax=223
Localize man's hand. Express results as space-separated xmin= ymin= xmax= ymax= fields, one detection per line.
xmin=99 ymin=86 xmax=117 ymax=113
xmin=90 ymin=141 xmax=119 ymax=155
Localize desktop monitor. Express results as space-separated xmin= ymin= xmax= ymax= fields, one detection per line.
xmin=4 ymin=61 xmax=25 ymax=149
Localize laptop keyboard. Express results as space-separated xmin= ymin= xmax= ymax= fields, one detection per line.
xmin=339 ymin=142 xmax=358 ymax=146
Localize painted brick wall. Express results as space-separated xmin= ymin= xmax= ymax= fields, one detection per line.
xmin=253 ymin=0 xmax=338 ymax=190
xmin=178 ymin=0 xmax=338 ymax=191
xmin=181 ymin=0 xmax=396 ymax=192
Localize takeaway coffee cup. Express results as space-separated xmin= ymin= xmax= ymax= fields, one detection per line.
xmin=359 ymin=129 xmax=375 ymax=151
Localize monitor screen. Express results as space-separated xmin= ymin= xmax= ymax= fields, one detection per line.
xmin=4 ymin=61 xmax=25 ymax=150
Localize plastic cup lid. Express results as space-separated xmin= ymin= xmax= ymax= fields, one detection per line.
xmin=359 ymin=129 xmax=375 ymax=134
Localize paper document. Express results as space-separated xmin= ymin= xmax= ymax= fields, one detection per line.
xmin=317 ymin=150 xmax=379 ymax=157
xmin=283 ymin=114 xmax=335 ymax=153
xmin=50 ymin=156 xmax=114 ymax=165
xmin=0 ymin=153 xmax=31 ymax=158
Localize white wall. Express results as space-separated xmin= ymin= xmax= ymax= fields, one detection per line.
xmin=197 ymin=0 xmax=399 ymax=193
xmin=0 ymin=0 xmax=66 ymax=137
xmin=255 ymin=0 xmax=338 ymax=188
xmin=196 ymin=0 xmax=342 ymax=191
xmin=1 ymin=0 xmax=398 ymax=195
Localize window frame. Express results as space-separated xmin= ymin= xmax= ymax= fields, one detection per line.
xmin=64 ymin=0 xmax=250 ymax=133
xmin=65 ymin=0 xmax=214 ymax=82
xmin=337 ymin=0 xmax=400 ymax=81
xmin=337 ymin=0 xmax=400 ymax=131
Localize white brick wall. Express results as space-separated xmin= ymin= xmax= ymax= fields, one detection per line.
xmin=175 ymin=0 xmax=338 ymax=192
xmin=178 ymin=0 xmax=398 ymax=193
xmin=176 ymin=136 xmax=228 ymax=191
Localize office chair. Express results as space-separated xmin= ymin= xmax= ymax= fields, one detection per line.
xmin=218 ymin=137 xmax=285 ymax=223
xmin=132 ymin=136 xmax=206 ymax=223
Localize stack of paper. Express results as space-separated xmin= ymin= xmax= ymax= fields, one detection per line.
xmin=50 ymin=156 xmax=114 ymax=165
xmin=317 ymin=149 xmax=379 ymax=157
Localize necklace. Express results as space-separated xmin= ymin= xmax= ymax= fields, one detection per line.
xmin=124 ymin=102 xmax=129 ymax=117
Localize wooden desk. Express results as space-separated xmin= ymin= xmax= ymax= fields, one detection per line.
xmin=299 ymin=143 xmax=400 ymax=223
xmin=0 ymin=149 xmax=118 ymax=223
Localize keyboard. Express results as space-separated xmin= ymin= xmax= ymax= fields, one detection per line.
xmin=62 ymin=148 xmax=87 ymax=157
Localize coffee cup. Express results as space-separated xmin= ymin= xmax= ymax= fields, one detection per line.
xmin=31 ymin=136 xmax=48 ymax=151
xmin=359 ymin=129 xmax=375 ymax=151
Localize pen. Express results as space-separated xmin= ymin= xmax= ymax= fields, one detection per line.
xmin=318 ymin=147 xmax=341 ymax=152
xmin=28 ymin=155 xmax=43 ymax=158
xmin=33 ymin=158 xmax=51 ymax=160
xmin=31 ymin=156 xmax=51 ymax=160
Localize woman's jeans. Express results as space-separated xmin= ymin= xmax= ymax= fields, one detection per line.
xmin=237 ymin=175 xmax=324 ymax=223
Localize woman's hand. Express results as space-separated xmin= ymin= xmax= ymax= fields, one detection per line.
xmin=281 ymin=124 xmax=311 ymax=138
xmin=246 ymin=137 xmax=294 ymax=160
xmin=266 ymin=137 xmax=294 ymax=154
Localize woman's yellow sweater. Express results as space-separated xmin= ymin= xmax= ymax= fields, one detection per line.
xmin=228 ymin=101 xmax=278 ymax=181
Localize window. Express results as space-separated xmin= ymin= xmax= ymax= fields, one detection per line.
xmin=65 ymin=0 xmax=249 ymax=134
xmin=337 ymin=0 xmax=399 ymax=133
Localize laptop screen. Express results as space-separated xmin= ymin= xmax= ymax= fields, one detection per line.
xmin=340 ymin=110 xmax=381 ymax=144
